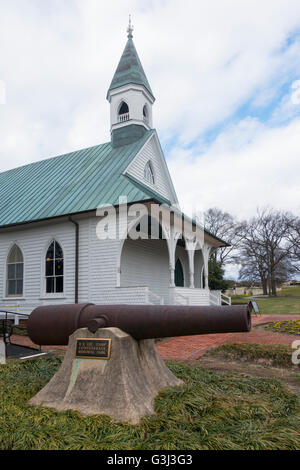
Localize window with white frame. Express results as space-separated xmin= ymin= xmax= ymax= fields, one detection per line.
xmin=144 ymin=160 xmax=155 ymax=185
xmin=45 ymin=241 xmax=64 ymax=294
xmin=6 ymin=244 xmax=24 ymax=297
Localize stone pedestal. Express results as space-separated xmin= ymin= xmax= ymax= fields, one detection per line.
xmin=29 ymin=327 xmax=183 ymax=424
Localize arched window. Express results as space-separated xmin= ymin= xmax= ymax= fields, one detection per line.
xmin=118 ymin=101 xmax=129 ymax=122
xmin=6 ymin=244 xmax=24 ymax=297
xmin=45 ymin=241 xmax=64 ymax=294
xmin=144 ymin=161 xmax=155 ymax=185
xmin=143 ymin=104 xmax=149 ymax=123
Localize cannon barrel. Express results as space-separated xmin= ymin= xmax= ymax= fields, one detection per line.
xmin=27 ymin=303 xmax=252 ymax=346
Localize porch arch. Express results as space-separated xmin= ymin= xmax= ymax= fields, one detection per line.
xmin=175 ymin=258 xmax=184 ymax=287
xmin=194 ymin=248 xmax=205 ymax=288
xmin=119 ymin=215 xmax=170 ymax=299
xmin=174 ymin=236 xmax=189 ymax=288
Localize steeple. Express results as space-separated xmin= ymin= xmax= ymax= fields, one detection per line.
xmin=107 ymin=18 xmax=155 ymax=148
xmin=107 ymin=19 xmax=154 ymax=100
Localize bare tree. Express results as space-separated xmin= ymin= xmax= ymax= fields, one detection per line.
xmin=273 ymin=257 xmax=298 ymax=284
xmin=199 ymin=207 xmax=298 ymax=294
xmin=287 ymin=215 xmax=300 ymax=273
xmin=202 ymin=207 xmax=242 ymax=267
xmin=238 ymin=208 xmax=294 ymax=296
xmin=238 ymin=218 xmax=269 ymax=294
xmin=239 ymin=246 xmax=295 ymax=293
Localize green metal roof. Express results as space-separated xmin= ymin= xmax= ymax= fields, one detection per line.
xmin=0 ymin=130 xmax=162 ymax=228
xmin=107 ymin=37 xmax=154 ymax=99
xmin=0 ymin=128 xmax=228 ymax=247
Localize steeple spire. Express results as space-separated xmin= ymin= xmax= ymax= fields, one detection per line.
xmin=107 ymin=20 xmax=155 ymax=148
xmin=127 ymin=15 xmax=134 ymax=39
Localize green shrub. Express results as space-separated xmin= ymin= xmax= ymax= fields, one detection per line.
xmin=0 ymin=357 xmax=299 ymax=450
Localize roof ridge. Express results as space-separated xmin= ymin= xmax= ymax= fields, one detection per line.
xmin=0 ymin=130 xmax=155 ymax=228
xmin=0 ymin=129 xmax=155 ymax=179
xmin=0 ymin=141 xmax=111 ymax=177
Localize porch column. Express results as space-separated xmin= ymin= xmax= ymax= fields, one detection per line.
xmin=169 ymin=263 xmax=175 ymax=287
xmin=204 ymin=267 xmax=209 ymax=289
xmin=202 ymin=244 xmax=211 ymax=290
xmin=165 ymin=225 xmax=178 ymax=288
xmin=185 ymin=239 xmax=197 ymax=289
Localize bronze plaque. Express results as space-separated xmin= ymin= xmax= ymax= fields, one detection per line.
xmin=75 ymin=338 xmax=111 ymax=360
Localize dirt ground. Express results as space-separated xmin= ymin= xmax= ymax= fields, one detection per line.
xmin=180 ymin=355 xmax=300 ymax=394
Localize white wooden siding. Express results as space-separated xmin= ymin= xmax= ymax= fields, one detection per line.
xmin=171 ymin=288 xmax=210 ymax=306
xmin=125 ymin=135 xmax=177 ymax=203
xmin=120 ymin=238 xmax=170 ymax=300
xmin=0 ymin=212 xmax=211 ymax=314
xmin=86 ymin=217 xmax=120 ymax=304
xmin=120 ymin=238 xmax=189 ymax=301
xmin=0 ymin=221 xmax=77 ymax=314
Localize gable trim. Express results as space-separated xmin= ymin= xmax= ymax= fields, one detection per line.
xmin=123 ymin=130 xmax=179 ymax=205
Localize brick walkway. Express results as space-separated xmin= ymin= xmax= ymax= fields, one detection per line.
xmin=156 ymin=315 xmax=300 ymax=360
xmin=9 ymin=314 xmax=300 ymax=360
xmin=9 ymin=335 xmax=67 ymax=353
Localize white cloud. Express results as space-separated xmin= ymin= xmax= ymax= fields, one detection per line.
xmin=168 ymin=114 xmax=300 ymax=218
xmin=0 ymin=0 xmax=300 ymax=217
xmin=224 ymin=263 xmax=241 ymax=281
xmin=291 ymin=80 xmax=300 ymax=105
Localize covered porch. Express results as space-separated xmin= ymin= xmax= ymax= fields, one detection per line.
xmin=114 ymin=285 xmax=231 ymax=306
xmin=116 ymin=205 xmax=231 ymax=306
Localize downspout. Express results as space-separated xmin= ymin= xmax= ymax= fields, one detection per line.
xmin=69 ymin=216 xmax=79 ymax=304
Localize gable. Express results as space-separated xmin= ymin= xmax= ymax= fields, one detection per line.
xmin=124 ymin=132 xmax=179 ymax=205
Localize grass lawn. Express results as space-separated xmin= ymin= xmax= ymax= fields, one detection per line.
xmin=0 ymin=356 xmax=300 ymax=450
xmin=278 ymin=286 xmax=300 ymax=297
xmin=0 ymin=325 xmax=28 ymax=337
xmin=231 ymin=285 xmax=300 ymax=315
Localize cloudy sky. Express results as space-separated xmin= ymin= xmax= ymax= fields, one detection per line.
xmin=1 ymin=0 xmax=300 ymax=223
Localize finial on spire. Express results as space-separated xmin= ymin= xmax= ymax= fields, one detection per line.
xmin=127 ymin=15 xmax=134 ymax=39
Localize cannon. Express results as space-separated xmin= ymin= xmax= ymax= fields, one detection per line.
xmin=28 ymin=303 xmax=252 ymax=423
xmin=27 ymin=303 xmax=252 ymax=346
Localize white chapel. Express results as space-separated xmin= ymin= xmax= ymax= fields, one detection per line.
xmin=0 ymin=23 xmax=228 ymax=315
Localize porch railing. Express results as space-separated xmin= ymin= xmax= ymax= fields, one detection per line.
xmin=210 ymin=291 xmax=220 ymax=306
xmin=147 ymin=289 xmax=164 ymax=305
xmin=174 ymin=291 xmax=190 ymax=305
xmin=0 ymin=305 xmax=20 ymax=325
xmin=221 ymin=293 xmax=231 ymax=305
xmin=168 ymin=288 xmax=190 ymax=306
xmin=0 ymin=310 xmax=29 ymax=346
xmin=210 ymin=291 xmax=232 ymax=306
xmin=118 ymin=113 xmax=129 ymax=123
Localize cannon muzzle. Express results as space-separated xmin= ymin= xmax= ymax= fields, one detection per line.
xmin=27 ymin=303 xmax=252 ymax=346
